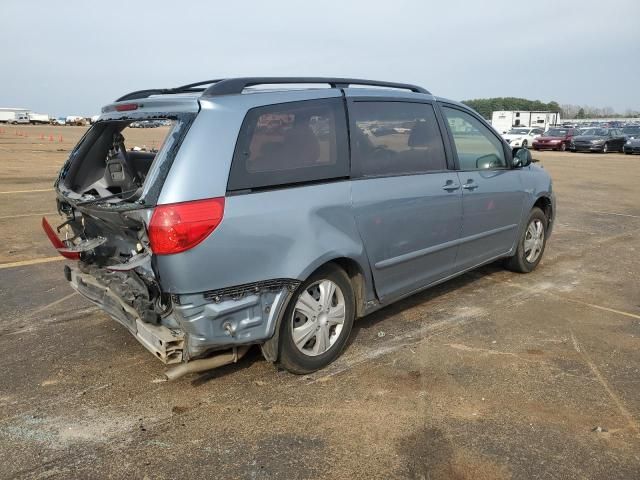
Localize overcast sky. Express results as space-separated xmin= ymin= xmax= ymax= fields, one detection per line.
xmin=2 ymin=0 xmax=639 ymax=116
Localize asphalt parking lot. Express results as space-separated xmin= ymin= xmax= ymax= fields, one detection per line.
xmin=1 ymin=125 xmax=639 ymax=479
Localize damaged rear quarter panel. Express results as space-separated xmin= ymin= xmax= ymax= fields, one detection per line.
xmin=153 ymin=181 xmax=372 ymax=295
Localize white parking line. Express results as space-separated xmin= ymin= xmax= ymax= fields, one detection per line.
xmin=480 ymin=274 xmax=640 ymax=321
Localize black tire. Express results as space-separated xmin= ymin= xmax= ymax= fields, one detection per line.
xmin=504 ymin=207 xmax=548 ymax=273
xmin=560 ymin=142 xmax=567 ymax=152
xmin=602 ymin=143 xmax=608 ymax=153
xmin=522 ymin=140 xmax=528 ymax=148
xmin=277 ymin=265 xmax=355 ymax=374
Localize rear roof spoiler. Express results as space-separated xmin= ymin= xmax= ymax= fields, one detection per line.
xmin=116 ymin=77 xmax=430 ymax=102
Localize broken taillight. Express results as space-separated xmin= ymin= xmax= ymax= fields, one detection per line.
xmin=148 ymin=198 xmax=225 ymax=255
xmin=41 ymin=217 xmax=80 ymax=260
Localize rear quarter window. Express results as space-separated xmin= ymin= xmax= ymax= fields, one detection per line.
xmin=227 ymin=98 xmax=349 ymax=191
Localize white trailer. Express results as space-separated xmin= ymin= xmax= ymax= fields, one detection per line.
xmin=0 ymin=107 xmax=30 ymax=123
xmin=491 ymin=111 xmax=561 ymax=134
xmin=28 ymin=113 xmax=50 ymax=124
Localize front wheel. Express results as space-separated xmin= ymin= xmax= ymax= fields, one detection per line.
xmin=560 ymin=142 xmax=567 ymax=152
xmin=602 ymin=143 xmax=608 ymax=153
xmin=278 ymin=265 xmax=355 ymax=374
xmin=504 ymin=207 xmax=548 ymax=273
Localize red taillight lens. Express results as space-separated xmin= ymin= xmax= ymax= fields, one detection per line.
xmin=148 ymin=198 xmax=225 ymax=255
xmin=41 ymin=217 xmax=80 ymax=260
xmin=115 ymin=103 xmax=139 ymax=112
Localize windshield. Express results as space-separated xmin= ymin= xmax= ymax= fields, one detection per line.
xmin=507 ymin=128 xmax=529 ymax=134
xmin=545 ymin=129 xmax=568 ymax=136
xmin=581 ymin=128 xmax=609 ymax=136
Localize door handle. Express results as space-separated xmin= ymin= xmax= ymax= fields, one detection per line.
xmin=442 ymin=181 xmax=460 ymax=191
xmin=462 ymin=180 xmax=478 ymax=190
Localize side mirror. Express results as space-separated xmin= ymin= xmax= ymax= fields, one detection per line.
xmin=512 ymin=148 xmax=532 ymax=168
xmin=476 ymin=154 xmax=501 ymax=169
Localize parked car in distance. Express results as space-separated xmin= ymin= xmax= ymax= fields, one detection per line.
xmin=570 ymin=128 xmax=626 ymax=153
xmin=52 ymin=117 xmax=66 ymax=126
xmin=532 ymin=127 xmax=578 ymax=151
xmin=501 ymin=127 xmax=543 ymax=149
xmin=622 ymin=125 xmax=640 ymax=140
xmin=623 ymin=137 xmax=640 ymax=155
xmin=44 ymin=77 xmax=555 ymax=379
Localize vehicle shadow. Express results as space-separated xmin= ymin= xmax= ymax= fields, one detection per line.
xmin=347 ymin=262 xmax=504 ymax=345
xmin=189 ymin=262 xmax=505 ymax=386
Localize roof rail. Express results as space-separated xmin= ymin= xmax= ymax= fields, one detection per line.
xmin=115 ymin=77 xmax=430 ymax=102
xmin=115 ymin=79 xmax=223 ymax=102
xmin=201 ymin=77 xmax=429 ymax=96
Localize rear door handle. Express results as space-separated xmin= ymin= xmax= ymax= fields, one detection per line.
xmin=442 ymin=181 xmax=460 ymax=191
xmin=462 ymin=180 xmax=478 ymax=190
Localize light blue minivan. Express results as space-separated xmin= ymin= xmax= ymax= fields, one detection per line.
xmin=46 ymin=78 xmax=555 ymax=379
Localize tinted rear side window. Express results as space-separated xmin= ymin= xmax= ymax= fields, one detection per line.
xmin=350 ymin=102 xmax=446 ymax=177
xmin=228 ymin=98 xmax=348 ymax=191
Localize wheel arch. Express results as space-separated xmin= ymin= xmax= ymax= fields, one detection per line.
xmin=533 ymin=195 xmax=553 ymax=224
xmin=260 ymin=255 xmax=373 ymax=363
xmin=300 ymin=255 xmax=372 ymax=319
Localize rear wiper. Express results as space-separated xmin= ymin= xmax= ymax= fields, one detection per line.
xmin=76 ymin=187 xmax=141 ymax=206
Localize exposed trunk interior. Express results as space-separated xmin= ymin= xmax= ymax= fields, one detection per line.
xmin=61 ymin=119 xmax=176 ymax=201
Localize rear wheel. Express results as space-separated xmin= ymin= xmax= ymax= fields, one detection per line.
xmin=504 ymin=207 xmax=547 ymax=273
xmin=278 ymin=265 xmax=355 ymax=374
xmin=560 ymin=142 xmax=567 ymax=151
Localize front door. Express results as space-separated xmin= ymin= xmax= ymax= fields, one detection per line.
xmin=440 ymin=105 xmax=526 ymax=271
xmin=348 ymin=98 xmax=463 ymax=301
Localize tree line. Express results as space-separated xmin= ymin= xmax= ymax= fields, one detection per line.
xmin=461 ymin=97 xmax=639 ymax=119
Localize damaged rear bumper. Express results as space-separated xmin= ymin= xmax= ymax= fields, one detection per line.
xmin=66 ymin=264 xmax=298 ymax=364
xmin=66 ymin=265 xmax=185 ymax=363
xmin=171 ymin=279 xmax=299 ymax=359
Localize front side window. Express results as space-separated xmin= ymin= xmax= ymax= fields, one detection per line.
xmin=350 ymin=101 xmax=446 ymax=177
xmin=228 ymin=98 xmax=348 ymax=191
xmin=442 ymin=107 xmax=507 ymax=170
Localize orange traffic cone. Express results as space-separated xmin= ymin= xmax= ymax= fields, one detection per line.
xmin=49 ymin=135 xmax=54 ymax=142
xmin=59 ymin=135 xmax=63 ymax=143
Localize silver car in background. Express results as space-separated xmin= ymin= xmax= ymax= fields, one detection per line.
xmin=44 ymin=77 xmax=555 ymax=379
